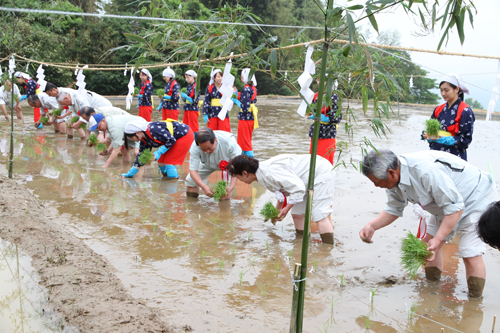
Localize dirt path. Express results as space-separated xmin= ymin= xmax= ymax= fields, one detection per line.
xmin=0 ymin=175 xmax=171 ymax=333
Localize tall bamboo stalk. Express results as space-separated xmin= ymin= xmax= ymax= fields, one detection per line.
xmin=8 ymin=71 xmax=14 ymax=178
xmin=294 ymin=0 xmax=333 ymax=331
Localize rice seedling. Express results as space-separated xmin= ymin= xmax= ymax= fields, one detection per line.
xmin=259 ymin=202 xmax=280 ymax=222
xmin=212 ymin=180 xmax=228 ymax=201
xmin=370 ymin=288 xmax=378 ymax=303
xmin=425 ymin=119 xmax=440 ymax=139
xmin=213 ymin=233 xmax=219 ymax=244
xmin=201 ymin=250 xmax=209 ymax=259
xmin=185 ymin=240 xmax=192 ymax=247
xmin=69 ymin=116 xmax=80 ymax=125
xmin=95 ymin=143 xmax=106 ymax=152
xmin=138 ymin=149 xmax=154 ymax=165
xmin=400 ymin=232 xmax=431 ymax=279
xmin=408 ymin=303 xmax=418 ymax=320
xmin=229 ymin=223 xmax=234 ymax=231
xmin=313 ymin=259 xmax=317 ymax=271
xmin=39 ymin=116 xmax=49 ymax=125
xmin=51 ymin=108 xmax=62 ymax=116
xmin=274 ymin=261 xmax=280 ymax=276
xmin=218 ymin=259 xmax=225 ymax=271
xmin=247 ymin=232 xmax=253 ymax=241
xmin=232 ymin=244 xmax=236 ymax=254
xmin=79 ymin=122 xmax=87 ymax=129
xmin=88 ymin=134 xmax=99 ymax=146
xmin=338 ymin=273 xmax=345 ymax=287
xmin=316 ymin=320 xmax=330 ymax=333
xmin=327 ymin=296 xmax=340 ymax=311
xmin=363 ymin=315 xmax=372 ymax=329
xmin=256 ymin=282 xmax=268 ymax=297
xmin=197 ymin=226 xmax=202 ymax=235
xmin=288 ymin=250 xmax=293 ymax=261
xmin=235 ymin=270 xmax=247 ymax=284
xmin=266 ymin=241 xmax=269 ymax=251
xmin=180 ymin=87 xmax=187 ymax=94
xmin=249 ymin=257 xmax=256 ymax=266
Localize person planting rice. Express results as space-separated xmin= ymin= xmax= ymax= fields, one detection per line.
xmin=307 ymin=77 xmax=342 ymax=165
xmin=14 ymin=72 xmax=39 ymax=124
xmin=202 ymin=69 xmax=231 ymax=132
xmin=231 ymin=68 xmax=258 ymax=157
xmin=359 ymin=149 xmax=497 ymax=297
xmin=137 ymin=69 xmax=154 ymax=121
xmin=27 ymin=93 xmax=68 ymax=134
xmin=121 ymin=117 xmax=194 ymax=179
xmin=87 ymin=114 xmax=141 ymax=169
xmin=157 ymin=67 xmax=180 ymax=121
xmin=0 ymin=79 xmax=22 ymax=121
xmin=79 ymin=106 xmax=130 ymax=142
xmin=180 ymin=69 xmax=200 ymax=134
xmin=226 ymin=154 xmax=335 ymax=244
xmin=421 ymin=73 xmax=474 ymax=161
xmin=186 ymin=128 xmax=241 ymax=199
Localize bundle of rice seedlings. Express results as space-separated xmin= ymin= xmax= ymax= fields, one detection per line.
xmin=181 ymin=87 xmax=187 ymax=94
xmin=400 ymin=232 xmax=431 ymax=279
xmin=95 ymin=143 xmax=107 ymax=152
xmin=425 ymin=119 xmax=440 ymax=139
xmin=212 ymin=180 xmax=228 ymax=201
xmin=259 ymin=202 xmax=280 ymax=222
xmin=138 ymin=149 xmax=154 ymax=165
xmin=69 ymin=116 xmax=80 ymax=125
xmin=88 ymin=134 xmax=98 ymax=146
xmin=52 ymin=108 xmax=63 ymax=116
xmin=40 ymin=117 xmax=49 ymax=125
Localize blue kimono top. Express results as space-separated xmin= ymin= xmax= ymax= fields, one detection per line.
xmin=202 ymin=84 xmax=227 ymax=119
xmin=237 ymin=85 xmax=257 ymax=121
xmin=309 ymin=92 xmax=342 ymax=139
xmin=161 ymin=80 xmax=180 ymax=110
xmin=183 ymin=82 xmax=200 ymax=112
xmin=138 ymin=81 xmax=153 ymax=106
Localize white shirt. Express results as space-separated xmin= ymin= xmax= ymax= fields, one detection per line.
xmin=256 ymin=154 xmax=332 ymax=203
xmin=0 ymin=84 xmax=21 ymax=106
xmin=61 ymin=88 xmax=112 ymax=116
xmin=105 ymin=115 xmax=142 ymax=149
xmin=87 ymin=106 xmax=130 ymax=131
xmin=37 ymin=92 xmax=59 ymax=111
xmin=189 ymin=131 xmax=242 ymax=171
xmin=384 ymin=150 xmax=495 ymax=229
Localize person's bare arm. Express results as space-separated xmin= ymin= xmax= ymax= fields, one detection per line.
xmin=102 ymin=147 xmax=121 ymax=169
xmin=427 ymin=210 xmax=463 ymax=261
xmin=189 ymin=170 xmax=213 ymax=196
xmin=359 ymin=211 xmax=399 ymax=243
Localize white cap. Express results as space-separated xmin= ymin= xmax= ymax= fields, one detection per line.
xmin=185 ymin=70 xmax=197 ymax=78
xmin=162 ymin=67 xmax=175 ymax=78
xmin=440 ymin=73 xmax=469 ymax=95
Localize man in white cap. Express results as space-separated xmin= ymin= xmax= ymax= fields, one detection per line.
xmin=137 ymin=68 xmax=154 ymax=121
xmin=421 ymin=73 xmax=474 ymax=161
xmin=87 ymin=113 xmax=141 ymax=169
xmin=14 ymin=72 xmax=41 ymax=125
xmin=180 ymin=69 xmax=200 ymax=133
xmin=157 ymin=67 xmax=180 ymax=121
xmin=186 ymin=128 xmax=242 ymax=198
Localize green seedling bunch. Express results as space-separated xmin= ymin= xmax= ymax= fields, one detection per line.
xmin=79 ymin=122 xmax=87 ymax=130
xmin=212 ymin=180 xmax=228 ymax=201
xmin=400 ymin=232 xmax=431 ymax=279
xmin=180 ymin=87 xmax=187 ymax=94
xmin=259 ymin=202 xmax=280 ymax=222
xmin=70 ymin=116 xmax=80 ymax=124
xmin=88 ymin=134 xmax=99 ymax=146
xmin=40 ymin=117 xmax=49 ymax=125
xmin=155 ymin=88 xmax=164 ymax=97
xmin=52 ymin=108 xmax=63 ymax=116
xmin=95 ymin=143 xmax=107 ymax=152
xmin=425 ymin=119 xmax=440 ymax=137
xmin=138 ymin=149 xmax=154 ymax=165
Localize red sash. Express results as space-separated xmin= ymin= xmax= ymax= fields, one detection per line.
xmin=433 ymin=101 xmax=469 ymax=136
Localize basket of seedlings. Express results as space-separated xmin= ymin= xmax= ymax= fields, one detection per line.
xmin=259 ymin=201 xmax=280 ymax=224
xmin=138 ymin=149 xmax=155 ymax=165
xmin=212 ymin=180 xmax=228 ymax=201
xmin=400 ymin=231 xmax=432 ymax=279
xmin=425 ymin=119 xmax=440 ymax=140
xmin=95 ymin=143 xmax=107 ymax=153
xmin=87 ymin=134 xmax=99 ymax=147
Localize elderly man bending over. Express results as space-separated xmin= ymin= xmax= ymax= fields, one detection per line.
xmin=359 ymin=149 xmax=497 ymax=298
xmin=186 ymin=128 xmax=242 ymax=199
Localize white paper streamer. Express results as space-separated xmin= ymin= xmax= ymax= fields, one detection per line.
xmin=36 ymin=64 xmax=47 ymax=92
xmin=8 ymin=55 xmax=15 ymax=77
xmin=218 ymin=53 xmax=235 ymax=120
xmin=409 ymin=75 xmax=413 ymax=89
xmin=124 ymin=63 xmax=128 ymax=76
xmin=75 ymin=65 xmax=88 ymax=96
xmin=284 ymin=70 xmax=288 ymax=81
xmin=125 ymin=67 xmax=135 ymax=110
xmin=334 ymin=80 xmax=338 ymax=90
xmin=297 ymin=45 xmax=315 ymax=117
xmin=74 ymin=63 xmax=79 ymax=76
xmin=0 ymin=66 xmax=3 ymax=77
xmin=25 ymin=61 xmax=30 ymax=72
xmin=486 ymin=58 xmax=500 ymax=121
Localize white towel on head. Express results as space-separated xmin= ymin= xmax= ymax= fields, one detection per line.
xmin=14 ymin=72 xmax=30 ymax=80
xmin=440 ymin=73 xmax=469 ymax=95
xmin=241 ymin=68 xmax=257 ymax=86
xmin=124 ymin=118 xmax=149 ymax=134
xmin=209 ymin=68 xmax=222 ymax=85
xmin=162 ymin=67 xmax=175 ymax=78
xmin=140 ymin=68 xmax=153 ymax=82
xmin=185 ymin=70 xmax=197 ymax=78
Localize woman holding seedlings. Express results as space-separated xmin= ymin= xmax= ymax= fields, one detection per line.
xmin=232 ymin=68 xmax=258 ymax=157
xmin=121 ymin=118 xmax=194 ymax=179
xmin=308 ymin=79 xmax=342 ymax=165
xmin=227 ymin=154 xmax=335 ymax=244
xmin=202 ymin=69 xmax=231 ymax=132
xmin=137 ymin=69 xmax=154 ymax=121
xmin=421 ymin=73 xmax=474 ymax=161
xmin=0 ymin=79 xmax=22 ymax=121
xmin=180 ymin=70 xmax=200 ymax=133
xmin=157 ymin=67 xmax=180 ymax=121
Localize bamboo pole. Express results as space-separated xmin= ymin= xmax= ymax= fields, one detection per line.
xmin=294 ymin=0 xmax=333 ymax=331
xmin=8 ymin=71 xmax=14 ymax=179
xmin=289 ymin=263 xmax=301 ymax=333
xmin=492 ymin=315 xmax=496 ymax=333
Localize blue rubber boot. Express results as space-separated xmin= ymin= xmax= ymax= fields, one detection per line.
xmin=164 ymin=165 xmax=179 ymax=179
xmin=158 ymin=165 xmax=167 ymax=175
xmin=243 ymin=150 xmax=254 ymax=157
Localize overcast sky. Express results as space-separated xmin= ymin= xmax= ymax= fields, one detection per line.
xmin=343 ymin=0 xmax=500 ymax=111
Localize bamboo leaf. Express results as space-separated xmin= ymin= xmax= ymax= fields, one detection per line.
xmin=362 ymin=86 xmax=368 ymax=115
xmin=346 ymin=12 xmax=356 ymax=45
xmin=366 ymin=9 xmax=379 ymax=33
xmin=270 ymin=49 xmax=278 ymax=77
xmin=152 ymin=34 xmax=162 ymax=48
xmin=418 ymin=7 xmax=427 ymax=29
xmin=123 ymin=33 xmax=148 ymax=45
xmin=467 ymin=8 xmax=474 ymax=28
xmin=342 ymin=45 xmax=351 ymax=57
xmin=441 ymin=0 xmax=452 ymax=29
xmin=347 ymin=5 xmax=363 ymax=10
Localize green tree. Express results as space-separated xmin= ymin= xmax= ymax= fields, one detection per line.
xmin=465 ymin=98 xmax=484 ymax=109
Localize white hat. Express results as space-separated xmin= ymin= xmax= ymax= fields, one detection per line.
xmin=185 ymin=70 xmax=197 ymax=78
xmin=140 ymin=68 xmax=153 ymax=82
xmin=241 ymin=68 xmax=257 ymax=86
xmin=440 ymin=73 xmax=469 ymax=95
xmin=124 ymin=118 xmax=149 ymax=134
xmin=209 ymin=68 xmax=222 ymax=85
xmin=162 ymin=67 xmax=175 ymax=78
xmin=14 ymin=72 xmax=30 ymax=80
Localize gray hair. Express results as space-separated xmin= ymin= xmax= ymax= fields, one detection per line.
xmin=56 ymin=92 xmax=70 ymax=102
xmin=361 ymin=149 xmax=399 ymax=180
xmin=195 ymin=127 xmax=215 ymax=145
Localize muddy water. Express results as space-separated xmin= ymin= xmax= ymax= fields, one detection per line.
xmin=1 ymin=101 xmax=500 ymax=332
xmin=0 ymin=239 xmax=72 ymax=332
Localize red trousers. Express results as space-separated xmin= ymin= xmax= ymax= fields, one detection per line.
xmin=34 ymin=107 xmax=41 ymax=123
xmin=207 ymin=116 xmax=231 ymax=132
xmin=310 ymin=138 xmax=336 ymax=165
xmin=162 ymin=108 xmax=179 ymax=121
xmin=157 ymin=129 xmax=194 ymax=165
xmin=237 ymin=119 xmax=254 ymax=151
xmin=138 ymin=106 xmax=152 ymax=122
xmin=183 ymin=110 xmax=199 ymax=132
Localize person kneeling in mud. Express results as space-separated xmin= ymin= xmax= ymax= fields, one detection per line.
xmin=186 ymin=128 xmax=242 ymax=199
xmin=226 ymin=154 xmax=335 ymax=244
xmin=359 ymin=149 xmax=497 ymax=298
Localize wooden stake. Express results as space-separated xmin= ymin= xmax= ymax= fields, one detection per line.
xmin=441 ymin=329 xmax=444 ymax=333
xmin=492 ymin=315 xmax=496 ymax=333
